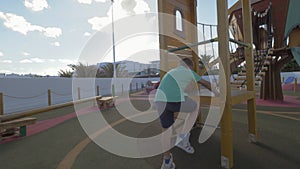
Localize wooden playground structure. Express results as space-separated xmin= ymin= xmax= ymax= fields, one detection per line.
xmin=158 ymin=0 xmax=300 ymax=168
xmin=0 ymin=0 xmax=299 ymax=168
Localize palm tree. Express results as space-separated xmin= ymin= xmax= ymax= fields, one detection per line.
xmin=200 ymin=54 xmax=214 ymax=68
xmin=70 ymin=63 xmax=98 ymax=77
xmin=99 ymin=63 xmax=126 ymax=77
xmin=58 ymin=69 xmax=73 ymax=77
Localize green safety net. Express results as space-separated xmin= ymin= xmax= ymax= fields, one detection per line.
xmin=291 ymin=47 xmax=300 ymax=66
xmin=284 ymin=0 xmax=300 ymax=38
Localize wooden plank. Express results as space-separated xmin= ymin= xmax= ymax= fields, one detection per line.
xmin=242 ymin=0 xmax=258 ymax=143
xmin=231 ymin=91 xmax=255 ymax=105
xmin=0 ymin=118 xmax=36 ymax=130
xmin=0 ymin=96 xmax=102 ymax=123
xmin=238 ymin=72 xmax=265 ymax=76
xmin=97 ymin=96 xmax=117 ymax=109
xmin=230 ymin=81 xmax=259 ymax=85
xmin=234 ymin=76 xmax=262 ymax=81
xmin=0 ymin=93 xmax=3 ymax=116
xmin=261 ymin=66 xmax=268 ymax=71
xmin=217 ymin=0 xmax=233 ymax=168
xmin=99 ymin=97 xmax=113 ymax=102
xmin=199 ymin=90 xmax=255 ymax=106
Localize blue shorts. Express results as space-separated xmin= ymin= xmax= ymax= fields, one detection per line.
xmin=155 ymin=97 xmax=197 ymax=129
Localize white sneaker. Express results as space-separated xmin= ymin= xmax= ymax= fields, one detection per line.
xmin=176 ymin=133 xmax=195 ymax=154
xmin=161 ymin=154 xmax=176 ymax=169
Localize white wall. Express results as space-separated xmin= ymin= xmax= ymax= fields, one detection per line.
xmin=1 ymin=72 xmax=299 ymax=115
xmin=0 ymin=77 xmax=159 ymax=114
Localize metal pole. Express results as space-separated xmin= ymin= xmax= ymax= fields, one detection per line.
xmin=111 ymin=0 xmax=117 ymax=80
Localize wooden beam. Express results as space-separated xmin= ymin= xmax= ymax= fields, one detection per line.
xmin=228 ymin=0 xmax=241 ymax=14
xmin=199 ymin=90 xmax=255 ymax=106
xmin=0 ymin=96 xmax=102 ymax=123
xmin=0 ymin=118 xmax=36 ymax=130
xmin=158 ymin=0 xmax=168 ymax=79
xmin=217 ymin=0 xmax=233 ymax=168
xmin=241 ymin=0 xmax=258 ymax=143
xmin=231 ymin=91 xmax=255 ymax=105
xmin=0 ymin=93 xmax=3 ymax=116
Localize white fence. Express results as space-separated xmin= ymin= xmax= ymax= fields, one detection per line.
xmin=0 ymin=77 xmax=159 ymax=115
xmin=1 ymin=72 xmax=299 ymax=115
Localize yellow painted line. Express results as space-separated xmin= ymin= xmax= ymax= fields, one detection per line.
xmin=275 ymin=112 xmax=300 ymax=115
xmin=57 ymin=107 xmax=300 ymax=169
xmin=259 ymin=111 xmax=300 ymax=122
xmin=57 ymin=110 xmax=153 ymax=169
xmin=233 ymin=108 xmax=300 ymax=122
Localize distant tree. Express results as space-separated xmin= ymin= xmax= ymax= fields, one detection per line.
xmin=99 ymin=63 xmax=126 ymax=77
xmin=281 ymin=59 xmax=300 ymax=72
xmin=200 ymin=54 xmax=214 ymax=68
xmin=69 ymin=63 xmax=98 ymax=77
xmin=58 ymin=69 xmax=73 ymax=77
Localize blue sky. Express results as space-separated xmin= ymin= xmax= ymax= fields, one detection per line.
xmin=0 ymin=0 xmax=237 ymax=76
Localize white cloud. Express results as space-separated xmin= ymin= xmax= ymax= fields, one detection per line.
xmin=0 ymin=51 xmax=3 ymax=56
xmin=84 ymin=32 xmax=91 ymax=36
xmin=88 ymin=0 xmax=150 ymax=31
xmin=20 ymin=57 xmax=45 ymax=63
xmin=58 ymin=59 xmax=77 ymax=64
xmin=88 ymin=17 xmax=110 ymax=31
xmin=20 ymin=59 xmax=33 ymax=63
xmin=19 ymin=58 xmax=76 ymax=64
xmin=22 ymin=52 xmax=31 ymax=56
xmin=1 ymin=60 xmax=13 ymax=63
xmin=78 ymin=0 xmax=107 ymax=4
xmin=24 ymin=0 xmax=49 ymax=11
xmin=0 ymin=12 xmax=62 ymax=38
xmin=43 ymin=27 xmax=62 ymax=38
xmin=78 ymin=0 xmax=93 ymax=4
xmin=48 ymin=59 xmax=56 ymax=62
xmin=31 ymin=57 xmax=44 ymax=63
xmin=95 ymin=0 xmax=107 ymax=2
xmin=51 ymin=41 xmax=60 ymax=46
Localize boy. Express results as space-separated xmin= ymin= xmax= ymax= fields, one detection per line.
xmin=155 ymin=58 xmax=215 ymax=169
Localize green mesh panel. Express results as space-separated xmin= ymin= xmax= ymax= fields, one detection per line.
xmin=284 ymin=0 xmax=300 ymax=38
xmin=291 ymin=47 xmax=300 ymax=66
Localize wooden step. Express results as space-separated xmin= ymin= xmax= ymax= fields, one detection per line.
xmin=266 ymin=55 xmax=272 ymax=60
xmin=234 ymin=76 xmax=262 ymax=81
xmin=230 ymin=84 xmax=261 ymax=90
xmin=231 ymin=81 xmax=260 ymax=86
xmin=238 ymin=72 xmax=266 ymax=77
xmin=264 ymin=60 xmax=271 ymax=65
xmin=261 ymin=66 xmax=268 ymax=71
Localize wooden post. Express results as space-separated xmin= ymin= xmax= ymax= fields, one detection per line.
xmin=217 ymin=0 xmax=233 ymax=168
xmin=294 ymin=78 xmax=298 ymax=93
xmin=242 ymin=0 xmax=258 ymax=143
xmin=282 ymin=77 xmax=285 ymax=83
xmin=112 ymin=84 xmax=115 ymax=97
xmin=97 ymin=85 xmax=100 ymax=96
xmin=0 ymin=92 xmax=4 ymax=116
xmin=48 ymin=89 xmax=52 ymax=106
xmin=77 ymin=87 xmax=81 ymax=100
xmin=130 ymin=83 xmax=132 ymax=93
